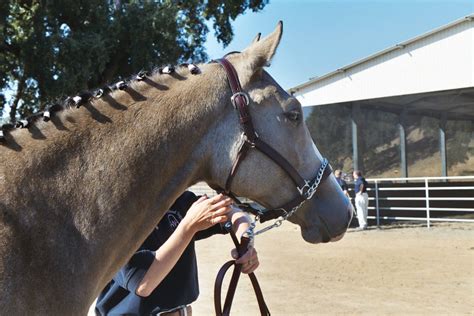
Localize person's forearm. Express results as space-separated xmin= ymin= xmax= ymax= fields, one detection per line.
xmin=135 ymin=221 xmax=196 ymax=297
xmin=230 ymin=208 xmax=252 ymax=242
xmin=229 ymin=208 xmax=260 ymax=274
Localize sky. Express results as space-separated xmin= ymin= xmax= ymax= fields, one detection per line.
xmin=204 ymin=0 xmax=474 ymax=90
xmin=2 ymin=1 xmax=473 ymax=121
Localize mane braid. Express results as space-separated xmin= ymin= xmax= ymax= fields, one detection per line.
xmin=0 ymin=62 xmax=202 ymax=144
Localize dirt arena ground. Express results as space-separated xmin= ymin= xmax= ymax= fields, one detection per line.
xmin=192 ymin=222 xmax=473 ymax=315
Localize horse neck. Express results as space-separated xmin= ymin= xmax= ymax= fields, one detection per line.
xmin=2 ymin=66 xmax=231 ymax=301
xmin=81 ymin=70 xmax=230 ymax=289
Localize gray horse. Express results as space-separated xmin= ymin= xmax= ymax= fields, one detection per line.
xmin=0 ymin=22 xmax=351 ymax=315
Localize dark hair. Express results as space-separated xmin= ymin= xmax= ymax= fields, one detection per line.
xmin=353 ymin=170 xmax=363 ymax=177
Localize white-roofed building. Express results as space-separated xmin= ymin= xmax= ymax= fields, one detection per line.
xmin=290 ymin=14 xmax=474 ymax=177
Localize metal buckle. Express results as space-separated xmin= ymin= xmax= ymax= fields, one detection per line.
xmin=231 ymin=91 xmax=250 ymax=108
xmin=241 ymin=132 xmax=258 ymax=148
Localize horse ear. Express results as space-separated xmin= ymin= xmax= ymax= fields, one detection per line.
xmin=251 ymin=32 xmax=261 ymax=44
xmin=233 ymin=21 xmax=283 ymax=85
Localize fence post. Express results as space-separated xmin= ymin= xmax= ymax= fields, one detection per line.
xmin=375 ymin=180 xmax=380 ymax=228
xmin=425 ymin=178 xmax=430 ymax=228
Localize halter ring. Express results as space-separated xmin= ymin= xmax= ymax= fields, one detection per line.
xmin=297 ymin=181 xmax=311 ymax=197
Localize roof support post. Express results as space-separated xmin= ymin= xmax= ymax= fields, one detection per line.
xmin=439 ymin=113 xmax=447 ymax=177
xmin=398 ymin=112 xmax=408 ymax=178
xmin=351 ymin=103 xmax=360 ymax=171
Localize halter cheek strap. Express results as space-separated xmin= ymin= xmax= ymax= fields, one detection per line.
xmin=216 ymin=58 xmax=332 ymax=224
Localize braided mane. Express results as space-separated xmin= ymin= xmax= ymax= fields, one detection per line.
xmin=0 ymin=63 xmax=201 ymax=145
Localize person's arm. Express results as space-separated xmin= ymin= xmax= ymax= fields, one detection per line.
xmin=341 ymin=181 xmax=350 ymax=198
xmin=358 ymin=181 xmax=365 ymax=195
xmin=112 ymin=250 xmax=156 ymax=292
xmin=195 ymin=205 xmax=260 ymax=274
xmin=135 ymin=194 xmax=232 ymax=297
xmin=228 ymin=206 xmax=260 ymax=274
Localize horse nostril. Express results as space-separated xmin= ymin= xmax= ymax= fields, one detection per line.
xmin=327 ymin=205 xmax=353 ymax=242
xmin=320 ymin=226 xmax=331 ymax=243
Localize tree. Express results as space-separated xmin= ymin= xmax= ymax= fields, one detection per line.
xmin=0 ymin=0 xmax=268 ymax=123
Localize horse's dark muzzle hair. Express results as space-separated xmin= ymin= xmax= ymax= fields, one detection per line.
xmin=332 ymin=203 xmax=353 ymax=241
xmin=318 ymin=198 xmax=353 ymax=243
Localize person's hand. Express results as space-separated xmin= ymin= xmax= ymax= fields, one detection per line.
xmin=232 ymin=245 xmax=259 ymax=274
xmin=182 ymin=194 xmax=232 ymax=234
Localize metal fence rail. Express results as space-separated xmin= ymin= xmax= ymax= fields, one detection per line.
xmin=360 ymin=175 xmax=474 ymax=228
xmin=191 ymin=176 xmax=474 ymax=228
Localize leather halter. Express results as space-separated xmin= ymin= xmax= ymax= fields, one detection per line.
xmin=216 ymin=57 xmax=333 ymax=224
xmin=214 ymin=58 xmax=333 ymax=316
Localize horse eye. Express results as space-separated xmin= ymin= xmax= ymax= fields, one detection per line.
xmin=284 ymin=110 xmax=301 ymax=122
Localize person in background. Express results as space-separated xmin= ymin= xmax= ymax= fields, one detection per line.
xmin=334 ymin=169 xmax=350 ymax=199
xmin=353 ymin=170 xmax=369 ymax=230
xmin=95 ymin=191 xmax=259 ymax=316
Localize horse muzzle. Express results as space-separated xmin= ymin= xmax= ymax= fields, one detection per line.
xmin=300 ymin=198 xmax=353 ymax=244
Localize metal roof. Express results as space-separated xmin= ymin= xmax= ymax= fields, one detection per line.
xmin=289 ymin=14 xmax=474 ymax=94
xmin=357 ymin=87 xmax=474 ymax=121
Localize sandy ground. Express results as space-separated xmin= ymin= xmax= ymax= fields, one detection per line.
xmin=88 ymin=222 xmax=473 ymax=315
xmin=191 ymin=222 xmax=473 ymax=315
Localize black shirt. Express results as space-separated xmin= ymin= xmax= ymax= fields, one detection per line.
xmin=95 ymin=191 xmax=227 ymax=315
xmin=354 ymin=177 xmax=368 ymax=194
xmin=336 ymin=177 xmax=348 ymax=191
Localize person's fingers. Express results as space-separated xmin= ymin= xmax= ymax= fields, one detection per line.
xmin=230 ymin=248 xmax=238 ymax=259
xmin=231 ymin=246 xmax=260 ymax=273
xmin=194 ymin=195 xmax=208 ymax=205
xmin=242 ymin=262 xmax=259 ymax=274
xmin=210 ymin=215 xmax=227 ymax=225
xmin=241 ymin=260 xmax=259 ymax=274
xmin=208 ymin=193 xmax=227 ymax=204
xmin=209 ymin=198 xmax=232 ymax=212
xmin=212 ymin=205 xmax=232 ymax=218
xmin=235 ymin=246 xmax=256 ymax=263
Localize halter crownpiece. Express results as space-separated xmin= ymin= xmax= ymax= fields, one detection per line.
xmin=216 ymin=57 xmax=333 ymax=235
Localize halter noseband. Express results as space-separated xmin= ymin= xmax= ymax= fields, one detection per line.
xmin=216 ymin=58 xmax=333 ymax=225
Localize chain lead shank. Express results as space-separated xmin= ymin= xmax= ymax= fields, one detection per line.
xmin=244 ymin=159 xmax=329 ymax=240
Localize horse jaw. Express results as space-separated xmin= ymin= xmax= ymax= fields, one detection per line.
xmin=279 ymin=138 xmax=351 ymax=243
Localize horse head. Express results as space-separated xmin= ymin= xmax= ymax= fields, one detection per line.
xmin=206 ymin=22 xmax=352 ymax=243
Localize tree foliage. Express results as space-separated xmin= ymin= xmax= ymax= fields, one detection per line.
xmin=0 ymin=0 xmax=268 ymax=122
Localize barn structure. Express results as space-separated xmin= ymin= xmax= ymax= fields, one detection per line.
xmin=289 ymin=14 xmax=474 ymax=178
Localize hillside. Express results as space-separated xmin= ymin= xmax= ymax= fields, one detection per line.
xmin=305 ymin=104 xmax=473 ymax=178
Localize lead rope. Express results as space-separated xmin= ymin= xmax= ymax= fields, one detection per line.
xmin=214 ymin=224 xmax=270 ymax=316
